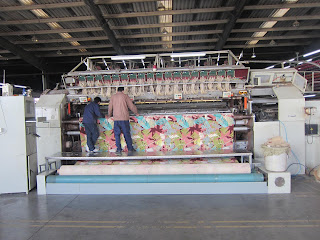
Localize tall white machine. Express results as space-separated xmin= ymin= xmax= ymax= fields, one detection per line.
xmin=251 ymin=70 xmax=307 ymax=175
xmin=35 ymin=94 xmax=66 ymax=172
xmin=0 ymin=96 xmax=38 ymax=194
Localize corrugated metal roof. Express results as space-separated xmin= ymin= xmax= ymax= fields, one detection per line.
xmin=0 ymin=0 xmax=318 ymax=81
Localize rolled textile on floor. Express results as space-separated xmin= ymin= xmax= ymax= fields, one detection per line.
xmin=47 ymin=173 xmax=264 ymax=183
xmin=75 ymin=157 xmax=238 ymax=165
xmin=57 ymin=163 xmax=251 ymax=175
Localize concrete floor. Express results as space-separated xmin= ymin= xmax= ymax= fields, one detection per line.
xmin=1 ymin=175 xmax=320 ymax=240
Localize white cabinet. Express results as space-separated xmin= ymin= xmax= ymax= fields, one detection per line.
xmin=0 ymin=96 xmax=37 ymax=194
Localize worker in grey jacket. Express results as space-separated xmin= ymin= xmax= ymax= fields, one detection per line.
xmin=108 ymin=87 xmax=139 ymax=153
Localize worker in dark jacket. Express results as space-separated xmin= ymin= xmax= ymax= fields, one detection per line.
xmin=108 ymin=87 xmax=139 ymax=153
xmin=83 ymin=97 xmax=105 ymax=152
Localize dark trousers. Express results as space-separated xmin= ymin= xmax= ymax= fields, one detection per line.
xmin=84 ymin=123 xmax=99 ymax=151
xmin=114 ymin=120 xmax=134 ymax=151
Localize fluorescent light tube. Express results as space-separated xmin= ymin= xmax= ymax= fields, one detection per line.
xmin=283 ymin=66 xmax=290 ymax=69
xmin=265 ymin=65 xmax=274 ymax=69
xmin=303 ymin=49 xmax=320 ymax=57
xmin=170 ymin=52 xmax=206 ymax=58
xmin=239 ymin=50 xmax=243 ymax=59
xmin=304 ymin=94 xmax=316 ymax=98
xmin=111 ymin=55 xmax=146 ymax=60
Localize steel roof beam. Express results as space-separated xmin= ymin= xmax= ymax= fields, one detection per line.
xmin=118 ymin=30 xmax=224 ymax=39
xmin=0 ymin=27 xmax=103 ymax=36
xmin=100 ymin=3 xmax=320 ymax=18
xmin=95 ymin=0 xmax=157 ymax=4
xmin=238 ymin=15 xmax=320 ymax=23
xmin=13 ymin=32 xmax=320 ymax=45
xmin=21 ymin=34 xmax=320 ymax=51
xmin=0 ymin=36 xmax=48 ymax=71
xmin=0 ymin=16 xmax=96 ymax=25
xmin=28 ymin=41 xmax=310 ymax=54
xmin=0 ymin=2 xmax=85 ymax=12
xmin=102 ymin=7 xmax=235 ymax=18
xmin=225 ymin=42 xmax=311 ymax=49
xmin=1 ymin=42 xmax=310 ymax=60
xmin=2 ymin=14 xmax=320 ymax=28
xmin=14 ymin=36 xmax=110 ymax=45
xmin=228 ymin=34 xmax=320 ymax=41
xmin=2 ymin=25 xmax=320 ymax=39
xmin=244 ymin=2 xmax=320 ymax=10
xmin=231 ymin=25 xmax=320 ymax=33
xmin=215 ymin=0 xmax=248 ymax=50
xmin=0 ymin=2 xmax=319 ymax=13
xmin=83 ymin=0 xmax=124 ymax=55
xmin=112 ymin=20 xmax=229 ymax=30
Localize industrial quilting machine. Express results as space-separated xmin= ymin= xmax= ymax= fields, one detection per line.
xmin=36 ymin=51 xmax=306 ymax=195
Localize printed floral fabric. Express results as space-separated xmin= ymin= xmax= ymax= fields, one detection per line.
xmin=80 ymin=114 xmax=234 ymax=152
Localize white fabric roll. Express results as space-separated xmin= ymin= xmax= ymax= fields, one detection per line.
xmin=58 ymin=163 xmax=251 ymax=175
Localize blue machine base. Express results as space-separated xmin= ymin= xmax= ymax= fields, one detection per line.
xmin=46 ymin=173 xmax=264 ymax=183
xmin=46 ymin=182 xmax=268 ymax=194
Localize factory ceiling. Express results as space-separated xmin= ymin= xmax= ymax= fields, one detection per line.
xmin=0 ymin=0 xmax=319 ymax=90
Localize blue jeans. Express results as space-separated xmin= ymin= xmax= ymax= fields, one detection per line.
xmin=84 ymin=123 xmax=99 ymax=151
xmin=114 ymin=120 xmax=134 ymax=151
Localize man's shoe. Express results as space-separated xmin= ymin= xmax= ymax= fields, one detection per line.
xmin=92 ymin=148 xmax=100 ymax=153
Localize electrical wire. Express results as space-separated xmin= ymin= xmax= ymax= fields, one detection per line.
xmin=279 ymin=120 xmax=302 ymax=175
xmin=286 ymin=163 xmax=306 ymax=172
xmin=308 ymin=164 xmax=320 ymax=176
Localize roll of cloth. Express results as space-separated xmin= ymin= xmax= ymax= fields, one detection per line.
xmin=75 ymin=157 xmax=238 ymax=166
xmin=57 ymin=163 xmax=251 ymax=175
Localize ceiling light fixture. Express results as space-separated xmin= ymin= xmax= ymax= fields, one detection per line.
xmin=31 ymin=35 xmax=38 ymax=42
xmin=251 ymin=48 xmax=256 ymax=58
xmin=283 ymin=66 xmax=290 ymax=69
xmin=111 ymin=55 xmax=146 ymax=60
xmin=170 ymin=52 xmax=206 ymax=58
xmin=269 ymin=39 xmax=277 ymax=46
xmin=303 ymin=49 xmax=320 ymax=57
xmin=292 ymin=20 xmax=300 ymax=27
xmin=157 ymin=3 xmax=165 ymax=11
xmin=162 ymin=28 xmax=168 ymax=34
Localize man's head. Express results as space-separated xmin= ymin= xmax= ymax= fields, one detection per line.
xmin=94 ymin=97 xmax=101 ymax=104
xmin=117 ymin=87 xmax=124 ymax=92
